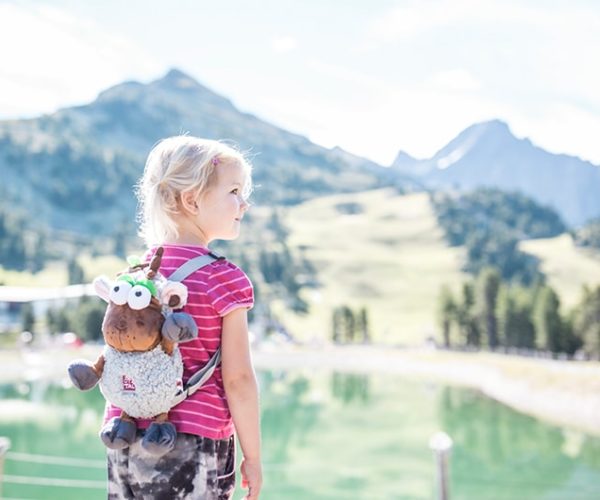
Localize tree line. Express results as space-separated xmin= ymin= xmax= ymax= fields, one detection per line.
xmin=21 ymin=296 xmax=106 ymax=342
xmin=0 ymin=202 xmax=48 ymax=272
xmin=331 ymin=305 xmax=370 ymax=344
xmin=438 ymin=267 xmax=600 ymax=358
xmin=432 ymin=188 xmax=566 ymax=284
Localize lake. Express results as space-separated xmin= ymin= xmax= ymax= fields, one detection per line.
xmin=1 ymin=369 xmax=599 ymax=499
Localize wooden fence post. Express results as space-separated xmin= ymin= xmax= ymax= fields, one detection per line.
xmin=429 ymin=431 xmax=453 ymax=500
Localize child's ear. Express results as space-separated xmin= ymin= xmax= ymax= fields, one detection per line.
xmin=180 ymin=190 xmax=199 ymax=215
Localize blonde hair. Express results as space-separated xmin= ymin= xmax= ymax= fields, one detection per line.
xmin=136 ymin=136 xmax=252 ymax=246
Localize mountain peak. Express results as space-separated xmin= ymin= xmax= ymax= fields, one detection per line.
xmin=392 ymin=150 xmax=417 ymax=168
xmin=156 ymin=68 xmax=203 ymax=90
xmin=147 ymin=68 xmax=236 ymax=111
xmin=165 ymin=68 xmax=192 ymax=80
xmin=431 ymin=119 xmax=518 ymax=169
xmin=454 ymin=119 xmax=514 ymax=145
xmin=472 ymin=119 xmax=510 ymax=132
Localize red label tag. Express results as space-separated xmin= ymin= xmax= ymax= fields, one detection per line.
xmin=122 ymin=375 xmax=136 ymax=392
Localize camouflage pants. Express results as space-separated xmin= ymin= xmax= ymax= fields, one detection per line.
xmin=107 ymin=432 xmax=236 ymax=500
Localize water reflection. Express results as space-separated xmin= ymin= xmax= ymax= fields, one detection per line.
xmin=438 ymin=387 xmax=598 ymax=499
xmin=259 ymin=370 xmax=322 ymax=465
xmin=1 ymin=371 xmax=600 ymax=499
xmin=331 ymin=372 xmax=370 ymax=405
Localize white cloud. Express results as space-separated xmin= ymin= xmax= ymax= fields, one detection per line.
xmin=0 ymin=3 xmax=162 ymax=118
xmin=427 ymin=69 xmax=481 ymax=92
xmin=366 ymin=0 xmax=478 ymax=44
xmin=271 ymin=36 xmax=298 ymax=54
xmin=367 ymin=1 xmax=600 ymax=45
xmin=307 ymin=58 xmax=393 ymax=93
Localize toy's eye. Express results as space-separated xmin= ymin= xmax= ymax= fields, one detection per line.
xmin=109 ymin=282 xmax=132 ymax=305
xmin=128 ymin=285 xmax=152 ymax=310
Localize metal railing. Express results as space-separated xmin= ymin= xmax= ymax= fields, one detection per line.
xmin=0 ymin=434 xmax=455 ymax=497
xmin=0 ymin=437 xmax=11 ymax=499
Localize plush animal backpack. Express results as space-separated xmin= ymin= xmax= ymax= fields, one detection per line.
xmin=68 ymin=247 xmax=222 ymax=456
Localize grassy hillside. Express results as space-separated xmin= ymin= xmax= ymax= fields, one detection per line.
xmin=519 ymin=234 xmax=600 ymax=308
xmin=272 ymin=189 xmax=468 ymax=345
xmin=273 ymin=190 xmax=600 ymax=345
xmin=0 ymin=254 xmax=127 ymax=287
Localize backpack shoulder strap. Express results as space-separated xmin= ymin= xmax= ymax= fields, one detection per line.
xmin=168 ymin=251 xmax=225 ymax=282
xmin=169 ymin=250 xmax=225 ymax=407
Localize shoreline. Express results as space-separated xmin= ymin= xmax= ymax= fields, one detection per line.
xmin=252 ymin=344 xmax=600 ymax=437
xmin=2 ymin=344 xmax=600 ymax=437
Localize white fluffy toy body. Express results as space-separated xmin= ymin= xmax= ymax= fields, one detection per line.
xmin=100 ymin=344 xmax=183 ymax=419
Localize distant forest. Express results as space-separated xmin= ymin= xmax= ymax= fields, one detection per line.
xmin=438 ymin=267 xmax=600 ymax=359
xmin=432 ymin=188 xmax=567 ymax=284
xmin=433 ymin=188 xmax=600 ymax=358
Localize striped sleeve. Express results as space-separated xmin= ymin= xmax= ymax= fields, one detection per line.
xmin=206 ymin=261 xmax=254 ymax=316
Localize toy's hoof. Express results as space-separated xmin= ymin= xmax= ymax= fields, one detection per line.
xmin=68 ymin=361 xmax=100 ymax=391
xmin=100 ymin=417 xmax=137 ymax=450
xmin=142 ymin=422 xmax=177 ymax=456
xmin=162 ymin=312 xmax=198 ymax=343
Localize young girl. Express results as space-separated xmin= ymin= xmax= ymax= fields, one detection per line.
xmin=105 ymin=136 xmax=262 ymax=499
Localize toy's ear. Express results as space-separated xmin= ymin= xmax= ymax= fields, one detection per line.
xmin=93 ymin=276 xmax=112 ymax=303
xmin=161 ymin=282 xmax=188 ymax=309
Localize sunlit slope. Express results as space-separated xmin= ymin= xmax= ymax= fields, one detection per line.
xmin=520 ymin=234 xmax=600 ymax=308
xmin=0 ymin=254 xmax=127 ymax=287
xmin=275 ymin=189 xmax=468 ymax=345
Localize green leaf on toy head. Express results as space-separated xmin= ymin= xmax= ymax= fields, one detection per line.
xmin=117 ymin=275 xmax=136 ymax=286
xmin=135 ymin=278 xmax=158 ymax=298
xmin=127 ymin=255 xmax=142 ymax=267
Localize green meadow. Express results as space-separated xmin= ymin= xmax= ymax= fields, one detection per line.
xmin=519 ymin=234 xmax=600 ymax=308
xmin=270 ymin=189 xmax=600 ymax=345
xmin=0 ymin=254 xmax=127 ymax=288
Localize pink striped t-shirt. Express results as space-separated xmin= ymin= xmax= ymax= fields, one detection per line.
xmin=104 ymin=244 xmax=254 ymax=440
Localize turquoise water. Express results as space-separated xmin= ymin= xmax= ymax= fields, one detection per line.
xmin=1 ymin=369 xmax=599 ymax=499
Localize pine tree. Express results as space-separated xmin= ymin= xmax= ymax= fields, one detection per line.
xmin=342 ymin=306 xmax=356 ymax=342
xmin=332 ymin=307 xmax=342 ymax=343
xmin=572 ymin=285 xmax=600 ymax=357
xmin=438 ymin=285 xmax=456 ymax=348
xmin=496 ymin=285 xmax=515 ymax=348
xmin=69 ymin=298 xmax=105 ymax=341
xmin=512 ymin=288 xmax=536 ymax=349
xmin=456 ymin=282 xmax=480 ymax=347
xmin=476 ymin=268 xmax=501 ymax=349
xmin=533 ymin=286 xmax=563 ymax=353
xmin=67 ymin=257 xmax=85 ymax=285
xmin=357 ymin=307 xmax=370 ymax=343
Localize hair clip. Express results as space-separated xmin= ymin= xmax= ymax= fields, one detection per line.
xmin=211 ymin=156 xmax=220 ymax=166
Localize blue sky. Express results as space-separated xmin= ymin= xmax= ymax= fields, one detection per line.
xmin=1 ymin=0 xmax=599 ymax=165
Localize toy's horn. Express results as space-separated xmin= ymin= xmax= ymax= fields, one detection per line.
xmin=147 ymin=246 xmax=164 ymax=279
